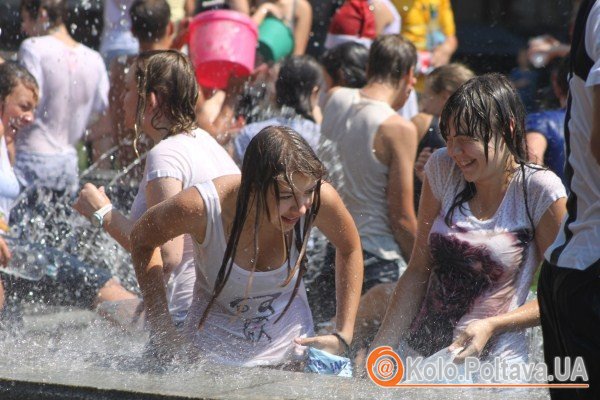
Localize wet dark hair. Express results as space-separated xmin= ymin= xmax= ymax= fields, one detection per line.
xmin=275 ymin=55 xmax=324 ymax=122
xmin=367 ymin=35 xmax=417 ymax=86
xmin=132 ymin=50 xmax=198 ymax=153
xmin=20 ymin=0 xmax=67 ymax=26
xmin=439 ymin=73 xmax=538 ymax=232
xmin=0 ymin=61 xmax=39 ymax=103
xmin=320 ymin=41 xmax=369 ymax=88
xmin=130 ymin=0 xmax=171 ymax=42
xmin=198 ymin=126 xmax=326 ymax=328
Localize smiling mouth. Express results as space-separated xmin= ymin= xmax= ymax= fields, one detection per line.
xmin=281 ymin=216 xmax=299 ymax=225
xmin=457 ymin=159 xmax=476 ymax=168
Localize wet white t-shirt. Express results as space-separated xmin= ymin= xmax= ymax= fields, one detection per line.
xmin=0 ymin=137 xmax=20 ymax=220
xmin=130 ymin=129 xmax=240 ymax=323
xmin=183 ymin=180 xmax=314 ymax=367
xmin=406 ymin=148 xmax=566 ymax=362
xmin=17 ymin=36 xmax=109 ymax=155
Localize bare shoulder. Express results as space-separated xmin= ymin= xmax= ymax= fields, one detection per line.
xmin=213 ymin=174 xmax=241 ymax=208
xmin=411 ymin=112 xmax=434 ymax=140
xmin=378 ymin=114 xmax=418 ymax=144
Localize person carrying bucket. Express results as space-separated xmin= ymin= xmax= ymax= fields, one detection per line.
xmin=251 ymin=0 xmax=313 ymax=60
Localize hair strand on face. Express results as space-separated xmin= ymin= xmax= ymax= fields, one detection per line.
xmin=197 ymin=126 xmax=326 ymax=329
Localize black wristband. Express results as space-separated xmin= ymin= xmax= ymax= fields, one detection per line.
xmin=332 ymin=332 xmax=351 ymax=355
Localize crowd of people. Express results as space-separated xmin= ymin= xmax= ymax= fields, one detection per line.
xmin=0 ymin=0 xmax=598 ymax=398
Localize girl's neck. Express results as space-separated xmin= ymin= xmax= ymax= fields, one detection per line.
xmin=471 ymin=161 xmax=518 ymax=218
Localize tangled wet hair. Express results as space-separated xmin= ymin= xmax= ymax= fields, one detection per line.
xmin=198 ymin=126 xmax=326 ymax=328
xmin=20 ymin=0 xmax=67 ymax=27
xmin=275 ymin=56 xmax=324 ymax=123
xmin=439 ymin=73 xmax=538 ymax=232
xmin=0 ymin=61 xmax=39 ymax=103
xmin=320 ymin=41 xmax=369 ymax=88
xmin=132 ymin=50 xmax=198 ymax=154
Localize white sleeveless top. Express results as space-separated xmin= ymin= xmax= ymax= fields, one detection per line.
xmin=322 ymin=88 xmax=402 ymax=261
xmin=183 ymin=181 xmax=314 ymax=367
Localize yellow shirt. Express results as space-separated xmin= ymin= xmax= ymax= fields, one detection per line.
xmin=393 ymin=0 xmax=456 ymax=50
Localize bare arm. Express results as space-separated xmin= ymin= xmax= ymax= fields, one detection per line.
xmin=316 ymin=182 xmax=364 ymax=344
xmin=145 ymin=177 xmax=186 ymax=275
xmin=131 ymin=187 xmax=207 ymax=338
xmin=451 ymin=197 xmax=566 ymax=360
xmin=372 ymin=0 xmax=394 ymax=35
xmin=431 ymin=35 xmax=458 ymax=67
xmin=375 ymin=116 xmax=418 ymax=260
xmin=526 ymin=132 xmax=548 ymax=165
xmin=371 ymin=176 xmax=441 ymax=350
xmin=292 ymin=0 xmax=312 ymax=55
xmin=592 ymin=85 xmax=600 ymax=165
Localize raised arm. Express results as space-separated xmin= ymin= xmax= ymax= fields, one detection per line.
xmin=371 ymin=176 xmax=440 ymax=351
xmin=292 ymin=0 xmax=312 ymax=55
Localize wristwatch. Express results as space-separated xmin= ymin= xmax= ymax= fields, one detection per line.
xmin=91 ymin=204 xmax=113 ymax=228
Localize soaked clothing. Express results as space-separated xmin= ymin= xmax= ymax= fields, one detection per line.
xmin=406 ymin=148 xmax=566 ymax=362
xmin=322 ymin=88 xmax=403 ymax=262
xmin=525 ymin=109 xmax=567 ymax=185
xmin=183 ymin=181 xmax=313 ymax=367
xmin=17 ymin=35 xmax=109 ymax=192
xmin=0 ymin=137 xmax=20 ymax=221
xmin=129 ymin=130 xmax=239 ymax=324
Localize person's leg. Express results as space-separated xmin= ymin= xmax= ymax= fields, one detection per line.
xmin=94 ymin=278 xmax=138 ymax=307
xmin=539 ymin=259 xmax=600 ymax=400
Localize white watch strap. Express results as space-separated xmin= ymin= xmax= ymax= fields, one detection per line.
xmin=94 ymin=204 xmax=113 ymax=226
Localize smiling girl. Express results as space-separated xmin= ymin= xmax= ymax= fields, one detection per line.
xmin=372 ymin=74 xmax=567 ymax=376
xmin=131 ymin=126 xmax=363 ymax=367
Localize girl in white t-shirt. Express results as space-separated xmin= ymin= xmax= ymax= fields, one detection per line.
xmin=372 ymin=74 xmax=567 ymax=378
xmin=130 ymin=125 xmax=363 ymax=367
xmin=74 ymin=50 xmax=240 ymax=325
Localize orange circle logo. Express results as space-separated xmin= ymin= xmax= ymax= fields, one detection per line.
xmin=366 ymin=346 xmax=404 ymax=387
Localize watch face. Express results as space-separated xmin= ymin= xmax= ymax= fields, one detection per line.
xmin=91 ymin=214 xmax=102 ymax=228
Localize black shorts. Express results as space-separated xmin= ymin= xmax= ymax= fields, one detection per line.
xmin=538 ymin=259 xmax=600 ymax=400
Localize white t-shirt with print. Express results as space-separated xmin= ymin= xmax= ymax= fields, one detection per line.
xmin=407 ymin=148 xmax=566 ymax=363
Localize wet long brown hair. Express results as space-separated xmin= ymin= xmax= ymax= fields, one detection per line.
xmin=198 ymin=126 xmax=326 ymax=328
xmin=132 ymin=50 xmax=198 ymax=155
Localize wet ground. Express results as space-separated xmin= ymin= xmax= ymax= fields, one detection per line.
xmin=0 ymin=306 xmax=551 ymax=400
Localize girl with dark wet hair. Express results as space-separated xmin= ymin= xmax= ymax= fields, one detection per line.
xmin=131 ymin=125 xmax=363 ymax=366
xmin=372 ymin=73 xmax=567 ymax=378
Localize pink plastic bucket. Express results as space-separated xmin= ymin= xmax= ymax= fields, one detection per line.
xmin=188 ymin=10 xmax=258 ymax=89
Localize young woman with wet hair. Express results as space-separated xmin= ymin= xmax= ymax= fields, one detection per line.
xmin=131 ymin=125 xmax=363 ymax=366
xmin=74 ymin=50 xmax=240 ymax=326
xmin=320 ymin=41 xmax=369 ymax=92
xmin=372 ymin=74 xmax=567 ymax=377
xmin=232 ymin=55 xmax=323 ymax=164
